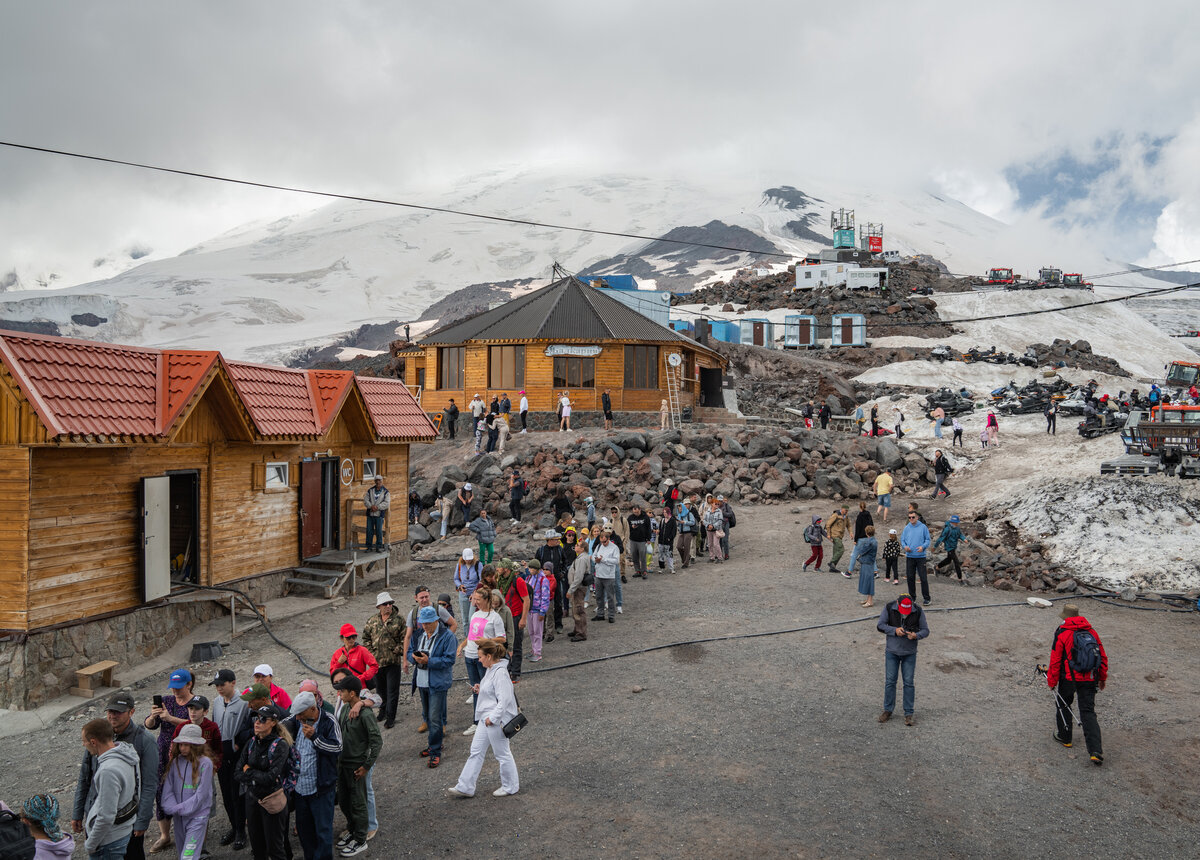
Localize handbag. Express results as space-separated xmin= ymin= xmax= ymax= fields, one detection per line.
xmin=502 ymin=690 xmax=528 ymax=739
xmin=258 ymin=788 xmax=287 ymax=814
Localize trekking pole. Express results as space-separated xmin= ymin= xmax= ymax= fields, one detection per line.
xmin=1036 ymin=665 xmax=1082 ymax=728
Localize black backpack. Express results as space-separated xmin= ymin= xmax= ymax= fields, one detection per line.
xmin=0 ymin=809 xmax=35 ymax=860
xmin=1058 ymin=626 xmax=1102 ymax=675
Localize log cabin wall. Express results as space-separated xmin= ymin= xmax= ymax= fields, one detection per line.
xmin=0 ymin=446 xmax=31 ymax=631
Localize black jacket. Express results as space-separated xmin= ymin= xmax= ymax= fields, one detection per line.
xmin=281 ymin=712 xmax=342 ymax=791
xmin=934 ymin=456 xmax=953 ymax=476
xmin=657 ymin=517 xmax=678 ymax=546
xmin=536 ymin=544 xmax=565 ymax=575
xmin=853 ymin=510 xmax=873 ymax=542
xmin=235 ymin=733 xmax=292 ymax=800
xmin=627 ymin=514 xmax=651 ymax=542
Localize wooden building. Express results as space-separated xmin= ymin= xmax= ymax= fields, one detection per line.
xmin=407 ymin=275 xmax=728 ymax=417
xmin=0 ymin=330 xmax=437 ymax=636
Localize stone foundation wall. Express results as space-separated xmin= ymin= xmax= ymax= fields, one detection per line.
xmin=432 ymin=410 xmax=663 ymax=436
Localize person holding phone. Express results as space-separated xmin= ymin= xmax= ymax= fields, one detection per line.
xmin=407 ymin=605 xmax=457 ymax=769
xmin=144 ymin=669 xmax=194 ymax=852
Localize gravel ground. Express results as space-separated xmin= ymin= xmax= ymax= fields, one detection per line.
xmin=1 ymin=503 xmax=1197 ymax=859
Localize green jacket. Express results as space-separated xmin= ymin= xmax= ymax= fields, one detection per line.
xmin=362 ymin=610 xmax=406 ymax=667
xmin=338 ymin=704 xmax=382 ymax=771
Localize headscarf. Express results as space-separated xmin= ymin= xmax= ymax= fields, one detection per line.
xmin=495 ymin=558 xmax=518 ymax=599
xmin=23 ymin=794 xmax=64 ymax=841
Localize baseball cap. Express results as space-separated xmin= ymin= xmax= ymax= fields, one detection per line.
xmin=437 ymin=593 xmax=452 ymax=605
xmin=186 ymin=695 xmax=210 ymax=711
xmin=339 ymin=623 xmax=358 ymax=638
xmin=462 ymin=547 xmax=474 ymax=561
xmin=167 ymin=669 xmax=192 ymax=689
xmin=417 ymin=606 xmax=438 ymax=624
xmin=252 ymin=705 xmax=283 ymax=721
xmin=949 ymin=515 xmax=960 ymax=523
xmin=253 ymin=664 xmax=274 ymax=677
xmin=106 ymin=692 xmax=135 ymax=713
xmin=289 ymin=691 xmax=318 ymax=716
xmin=334 ymin=674 xmax=363 ymax=693
xmin=240 ymin=683 xmax=271 ymax=702
xmin=889 ymin=529 xmax=897 ymax=535
xmin=376 ymin=591 xmax=394 ymax=607
xmin=897 ymin=596 xmax=914 ymax=616
xmin=209 ymin=669 xmax=236 ymax=686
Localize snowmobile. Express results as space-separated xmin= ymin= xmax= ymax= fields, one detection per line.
xmin=1018 ymin=348 xmax=1039 ymax=367
xmin=930 ymin=344 xmax=953 ymax=362
xmin=1078 ymin=411 xmax=1127 ymax=439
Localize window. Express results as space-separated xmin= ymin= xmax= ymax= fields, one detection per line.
xmin=488 ymin=345 xmax=525 ymax=390
xmin=265 ymin=462 xmax=289 ymax=489
xmin=362 ymin=458 xmax=377 ymax=480
xmin=804 ymin=271 xmax=812 ymax=279
xmin=553 ymin=356 xmax=595 ymax=388
xmin=624 ymin=345 xmax=659 ymax=389
xmin=438 ymin=347 xmax=464 ymax=390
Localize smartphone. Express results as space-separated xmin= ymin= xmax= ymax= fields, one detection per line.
xmin=413 ymin=651 xmax=428 ymax=658
xmin=153 ymin=694 xmax=163 ymax=708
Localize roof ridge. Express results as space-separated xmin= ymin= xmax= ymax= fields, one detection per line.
xmin=572 ymin=277 xmax=618 ymax=339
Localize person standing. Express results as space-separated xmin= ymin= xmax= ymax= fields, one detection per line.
xmin=872 ymin=468 xmax=893 ymax=522
xmin=659 ymin=398 xmax=669 ymax=430
xmin=702 ymin=498 xmax=725 ymax=564
xmin=453 ymin=548 xmax=482 ymax=626
xmin=518 ymin=391 xmax=528 ymax=433
xmin=329 ymin=625 xmax=379 ymax=688
xmin=536 ymin=530 xmax=567 ymax=636
xmin=496 ymin=561 xmax=531 ymax=681
xmin=468 ymin=509 xmax=496 ymax=565
xmin=844 ymin=501 xmax=874 ymax=578
xmin=626 ymin=504 xmax=651 ymax=579
xmin=601 ymin=388 xmax=614 ymax=431
xmin=283 ymin=692 xmax=342 ymax=860
xmin=468 ymin=394 xmax=485 ymax=426
xmin=456 ymin=483 xmax=474 ymax=532
xmin=1047 ymin=604 xmax=1108 ymax=766
xmin=234 ymin=706 xmax=292 ymax=860
xmin=333 ymin=677 xmax=381 ymax=857
xmin=881 ymin=529 xmax=901 ymax=585
xmin=931 ymin=450 xmax=953 ymax=499
xmin=901 ymin=510 xmax=932 ymax=606
xmin=826 ymin=506 xmax=849 ymax=574
xmin=931 ymin=406 xmax=944 ymax=439
xmin=675 ymin=502 xmax=696 ymax=568
xmin=856 ymin=526 xmax=879 ymax=607
xmin=526 ymin=562 xmax=553 ymax=660
xmin=21 ymin=794 xmax=75 ymax=860
xmin=951 ymin=417 xmax=964 ymax=447
xmin=79 ymin=718 xmax=140 ymax=860
xmin=818 ymin=401 xmax=831 ymax=430
xmin=362 ymin=477 xmax=390 ymax=554
xmin=802 ymin=516 xmax=825 ymax=571
xmin=499 ymin=393 xmax=511 ymax=415
xmin=986 ymin=410 xmax=1000 ymax=447
xmin=567 ymin=544 xmax=591 ymax=642
xmin=457 ymin=588 xmax=506 ymax=732
xmin=507 ymin=469 xmax=526 ymax=525
xmin=717 ymin=495 xmax=735 ymax=559
xmin=407 ymin=606 xmax=457 ymax=770
xmin=656 ymin=506 xmax=678 ymax=573
xmin=558 ymin=392 xmax=572 ymax=431
xmin=144 ymin=669 xmax=195 ymax=852
xmin=208 ymin=670 xmax=248 ymax=850
xmin=172 ymin=696 xmax=222 ymax=770
xmin=160 ymin=724 xmax=214 ymax=860
xmin=870 ymin=404 xmax=880 ymax=437
xmin=447 ymin=639 xmax=520 ymax=798
xmin=893 ymin=407 xmax=905 ymax=440
xmin=932 ymin=515 xmax=965 ymax=582
xmin=437 ymin=494 xmax=453 ymax=540
xmin=361 ymin=593 xmax=406 ymax=729
xmin=443 ymin=399 xmax=459 ymax=440
xmin=591 ymin=529 xmax=621 ymax=623
xmin=876 ymin=594 xmax=930 ymax=726
xmin=854 ymin=403 xmax=864 ymax=434
xmin=73 ymin=692 xmax=158 ymax=860
xmin=1045 ymin=401 xmax=1057 ymax=435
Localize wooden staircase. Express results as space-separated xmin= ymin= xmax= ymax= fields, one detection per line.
xmin=692 ymin=406 xmax=745 ymax=424
xmin=286 ymin=547 xmax=391 ymax=599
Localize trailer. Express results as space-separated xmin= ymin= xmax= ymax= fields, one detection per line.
xmin=830 ymin=313 xmax=867 ymax=347
xmin=783 ymin=314 xmax=818 ymax=349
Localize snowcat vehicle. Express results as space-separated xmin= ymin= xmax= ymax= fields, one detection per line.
xmin=1100 ymin=404 xmax=1200 ymax=477
xmin=1062 ymin=273 xmax=1093 ymax=290
xmin=984 ymin=267 xmax=1020 ymax=286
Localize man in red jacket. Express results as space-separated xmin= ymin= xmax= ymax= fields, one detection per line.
xmin=1047 ymin=604 xmax=1108 ymax=765
xmin=330 ymin=623 xmax=380 ymax=686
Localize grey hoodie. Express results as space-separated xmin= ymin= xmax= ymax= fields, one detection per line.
xmin=84 ymin=742 xmax=140 ymax=854
xmin=74 ymin=722 xmax=158 ymax=833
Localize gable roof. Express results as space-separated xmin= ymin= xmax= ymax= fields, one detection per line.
xmin=421 ymin=275 xmax=703 ymax=346
xmin=0 ymin=329 xmax=437 ymax=443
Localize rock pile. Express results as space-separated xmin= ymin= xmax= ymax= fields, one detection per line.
xmin=1026 ymin=338 xmax=1129 ymax=378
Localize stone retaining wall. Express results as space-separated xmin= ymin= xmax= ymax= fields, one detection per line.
xmin=431 ymin=410 xmax=662 ymax=436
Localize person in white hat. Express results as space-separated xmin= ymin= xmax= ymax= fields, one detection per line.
xmin=881 ymin=528 xmax=902 ymax=585
xmin=453 ymin=548 xmax=482 ymax=625
xmin=248 ymin=665 xmax=292 ymax=711
xmin=161 ymin=722 xmax=214 ymax=860
xmin=362 ymin=592 xmax=405 ymax=729
xmin=457 ymin=483 xmax=474 ymax=533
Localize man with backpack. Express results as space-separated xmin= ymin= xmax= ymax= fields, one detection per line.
xmin=79 ymin=718 xmax=141 ymax=860
xmin=877 ymin=593 xmax=930 ymax=726
xmin=284 ymin=692 xmax=342 ymax=860
xmin=717 ymin=495 xmax=735 ymax=559
xmin=1047 ymin=604 xmax=1108 ymax=766
xmin=802 ymin=516 xmax=826 ymax=571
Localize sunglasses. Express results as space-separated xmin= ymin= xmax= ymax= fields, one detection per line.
xmin=908 ymin=515 xmax=918 ymax=519
xmin=380 ymin=602 xmax=395 ymax=607
xmin=253 ymin=714 xmax=276 ymax=723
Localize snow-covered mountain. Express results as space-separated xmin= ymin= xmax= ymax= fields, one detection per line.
xmin=0 ymin=168 xmax=1170 ymax=363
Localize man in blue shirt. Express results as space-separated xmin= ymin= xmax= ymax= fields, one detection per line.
xmin=408 ymin=606 xmax=458 ymax=770
xmin=284 ymin=692 xmax=342 ymax=860
xmin=900 ymin=510 xmax=933 ymax=606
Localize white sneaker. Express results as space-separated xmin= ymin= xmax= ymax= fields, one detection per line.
xmin=465 ymin=695 xmax=475 ymax=705
xmin=463 ymin=724 xmax=477 ymax=736
xmin=617 ymin=606 xmax=623 ymax=614
xmin=519 ymin=429 xmax=527 ymax=434
xmin=493 ymin=787 xmax=516 ymax=797
xmin=447 ymin=787 xmax=472 ymax=798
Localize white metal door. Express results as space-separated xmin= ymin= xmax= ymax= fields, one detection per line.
xmin=142 ymin=476 xmax=171 ymax=602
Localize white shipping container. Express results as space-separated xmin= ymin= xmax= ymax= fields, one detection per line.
xmin=792 ymin=261 xmax=858 ymax=291
xmin=846 ymin=268 xmax=889 ymax=291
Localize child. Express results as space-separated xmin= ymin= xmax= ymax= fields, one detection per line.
xmin=980 ymin=427 xmax=989 ymax=449
xmin=437 ymin=494 xmax=453 ymax=540
xmin=584 ymin=497 xmax=596 ymax=532
xmin=803 ymin=515 xmax=826 ymax=572
xmin=172 ymin=695 xmax=222 ymax=770
xmin=882 ymin=528 xmax=901 ymax=584
xmin=437 ymin=593 xmax=456 ymax=622
xmin=161 ymin=723 xmax=214 ymax=860
xmin=526 ymin=562 xmax=553 ymax=662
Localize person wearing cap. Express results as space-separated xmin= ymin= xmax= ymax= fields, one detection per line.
xmin=1047 ymin=605 xmax=1108 ymax=765
xmin=362 ymin=476 xmax=390 ymax=554
xmin=567 ymin=541 xmax=592 ymax=642
xmin=508 ymin=469 xmax=526 ymax=525
xmin=468 ymin=393 xmax=485 ymax=423
xmin=447 ymin=638 xmax=520 ymax=798
xmin=932 ymin=515 xmax=966 ymax=582
xmin=401 ymin=586 xmax=458 ymax=679
xmin=468 ymin=508 xmax=497 ymax=565
xmin=526 ymin=562 xmax=554 ymax=659
xmin=282 ymin=692 xmax=342 ymax=860
xmin=333 ymin=675 xmax=381 ymax=856
xmin=209 ymin=669 xmax=249 ymax=849
xmin=73 ymin=693 xmax=158 ymax=860
xmin=361 ymin=592 xmax=406 ymax=730
xmin=591 ymin=529 xmax=621 ymax=623
xmin=246 ymin=666 xmax=292 ymax=712
xmin=901 ymin=508 xmax=933 ymax=606
xmin=21 ymin=793 xmax=75 ymax=860
xmin=407 ymin=604 xmax=457 ymax=768
xmin=235 ymin=705 xmax=293 ymax=860
xmin=535 ymin=530 xmax=567 ymax=636
xmin=717 ymin=495 xmax=735 ymax=559
xmin=144 ymin=669 xmax=195 ymax=852
xmin=330 ymin=624 xmax=379 ymax=687
xmin=456 ymin=483 xmax=474 ymax=531
xmin=79 ymin=718 xmax=140 ymax=860
xmin=826 ymin=506 xmax=849 ymax=574
xmin=881 ymin=528 xmax=901 ymax=585
xmin=877 ymin=593 xmax=930 ymax=726
xmin=518 ymin=390 xmax=529 ymax=433
xmin=161 ymin=722 xmax=214 ymax=860
xmin=453 ymin=548 xmax=483 ymax=625
xmin=171 ymin=695 xmax=223 ymax=770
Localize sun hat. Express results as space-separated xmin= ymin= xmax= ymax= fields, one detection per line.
xmin=173 ymin=723 xmax=205 ymax=746
xmin=1060 ymin=604 xmax=1080 ymax=619
xmin=376 ymin=591 xmax=394 ymax=607
xmin=949 ymin=515 xmax=960 ymax=523
xmin=418 ymin=606 xmax=438 ymax=624
xmin=339 ymin=623 xmax=358 ymax=638
xmin=464 ymin=482 xmax=473 ymax=490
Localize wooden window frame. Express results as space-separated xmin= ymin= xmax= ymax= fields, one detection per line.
xmin=553 ymin=356 xmax=595 ymax=389
xmin=438 ymin=346 xmax=465 ymax=390
xmin=264 ymin=461 xmax=290 ymax=493
xmin=362 ymin=458 xmax=378 ymax=480
xmin=488 ymin=345 xmax=525 ymax=390
xmin=623 ymin=345 xmax=659 ymax=390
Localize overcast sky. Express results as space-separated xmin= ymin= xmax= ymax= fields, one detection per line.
xmin=3 ymin=0 xmax=1200 ymax=286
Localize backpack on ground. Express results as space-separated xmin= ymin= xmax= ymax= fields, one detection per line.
xmin=1058 ymin=626 xmax=1102 ymax=675
xmin=0 ymin=809 xmax=35 ymax=860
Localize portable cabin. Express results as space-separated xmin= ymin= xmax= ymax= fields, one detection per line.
xmin=783 ymin=314 xmax=819 ymax=349
xmin=703 ymin=319 xmax=742 ymax=345
xmin=847 ymin=268 xmax=889 ymax=291
xmin=738 ymin=318 xmax=776 ymax=349
xmin=830 ymin=313 xmax=867 ymax=347
xmin=793 ymin=261 xmax=858 ymax=290
xmin=668 ymin=319 xmax=695 ymax=335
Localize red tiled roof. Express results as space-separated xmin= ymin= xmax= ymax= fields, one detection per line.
xmin=308 ymin=369 xmax=355 ymax=433
xmin=356 ymin=376 xmax=439 ymax=440
xmin=163 ymin=351 xmax=220 ymax=430
xmin=224 ymin=360 xmax=321 ymax=437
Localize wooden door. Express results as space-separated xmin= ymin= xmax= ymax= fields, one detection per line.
xmin=798 ymin=319 xmax=811 ymax=346
xmin=753 ymin=322 xmax=765 ymax=346
xmin=142 ymin=476 xmax=171 ymax=602
xmin=300 ymin=460 xmax=322 ymax=559
xmin=840 ymin=317 xmax=854 ymax=344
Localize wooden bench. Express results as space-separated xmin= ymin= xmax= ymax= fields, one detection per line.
xmin=70 ymin=660 xmax=120 ymax=699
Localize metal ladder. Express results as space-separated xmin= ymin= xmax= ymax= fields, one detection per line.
xmin=664 ymin=357 xmax=683 ymax=429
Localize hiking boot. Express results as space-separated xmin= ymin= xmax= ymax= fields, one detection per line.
xmin=803 ymin=563 xmax=810 ymax=571
xmin=904 ymin=715 xmax=914 ymax=727
xmin=417 ymin=722 xmax=428 ymax=733
xmin=877 ymin=711 xmax=891 ymax=723
xmin=1090 ymin=754 xmax=1104 ymax=766
xmin=1051 ymin=733 xmax=1072 ymax=748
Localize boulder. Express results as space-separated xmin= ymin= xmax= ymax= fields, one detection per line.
xmin=407 ymin=523 xmax=434 ymax=544
xmin=763 ymin=478 xmax=789 ymax=496
xmin=467 ymin=454 xmax=497 ymax=483
xmin=678 ymin=478 xmax=705 ymax=495
xmin=721 ymin=436 xmax=746 ymax=456
xmin=1055 ymin=578 xmax=1077 ymax=593
xmin=615 ymin=431 xmax=648 ymax=451
xmin=606 ymin=442 xmax=627 ymax=461
xmin=875 ymin=439 xmax=904 ymax=470
xmin=746 ymin=435 xmax=780 ymax=459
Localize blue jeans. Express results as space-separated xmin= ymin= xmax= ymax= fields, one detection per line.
xmin=615 ymin=572 xmax=623 ymax=608
xmin=884 ymin=651 xmax=917 ymax=715
xmin=294 ymin=785 xmax=336 ymax=860
xmin=419 ymin=686 xmax=448 ymax=755
xmin=366 ymin=766 xmax=377 ymax=832
xmin=366 ymin=515 xmax=384 ymax=551
xmin=465 ymin=656 xmax=484 ymax=715
xmin=89 ymin=835 xmax=131 ymax=860
xmin=440 ymin=516 xmax=448 ymax=538
xmin=458 ymin=594 xmax=474 ymax=628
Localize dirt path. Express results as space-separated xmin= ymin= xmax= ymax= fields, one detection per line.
xmin=1 ymin=501 xmax=1196 ymax=859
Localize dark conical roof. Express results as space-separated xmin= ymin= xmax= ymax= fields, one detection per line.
xmin=420 ymin=276 xmax=692 ymax=345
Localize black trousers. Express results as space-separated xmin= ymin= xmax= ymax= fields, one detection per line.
xmin=509 ymin=621 xmax=523 ymax=679
xmin=885 ymin=556 xmax=898 ymax=581
xmin=551 ymin=576 xmax=566 ymax=630
xmin=245 ymin=794 xmax=289 ymax=860
xmin=509 ymin=498 xmax=522 ymax=522
xmin=520 ymin=411 xmax=527 ymax=430
xmin=375 ymin=664 xmax=401 ymax=726
xmin=1047 ymin=414 xmax=1056 ymax=434
xmin=218 ymin=741 xmax=246 ymax=836
xmin=905 ymin=557 xmax=930 ymax=601
xmin=1056 ymin=678 xmax=1102 ymax=756
xmin=952 ymin=429 xmax=963 ymax=447
xmin=122 ymin=832 xmax=145 ymax=860
xmin=936 ymin=549 xmax=962 ymax=579
xmin=446 ymin=415 xmax=456 ymax=439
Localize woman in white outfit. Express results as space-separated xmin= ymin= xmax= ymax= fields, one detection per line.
xmin=559 ymin=392 xmax=572 ymax=431
xmin=447 ymin=638 xmax=520 ymax=798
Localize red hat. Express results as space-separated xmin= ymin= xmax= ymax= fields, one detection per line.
xmin=339 ymin=623 xmax=358 ymax=637
xmin=897 ymin=596 xmax=913 ymax=615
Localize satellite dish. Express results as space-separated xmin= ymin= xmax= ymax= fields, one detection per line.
xmin=667 ymin=353 xmax=683 ymax=367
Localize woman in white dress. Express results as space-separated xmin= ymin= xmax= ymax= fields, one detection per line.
xmin=447 ymin=638 xmax=520 ymax=798
xmin=559 ymin=392 xmax=572 ymax=431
